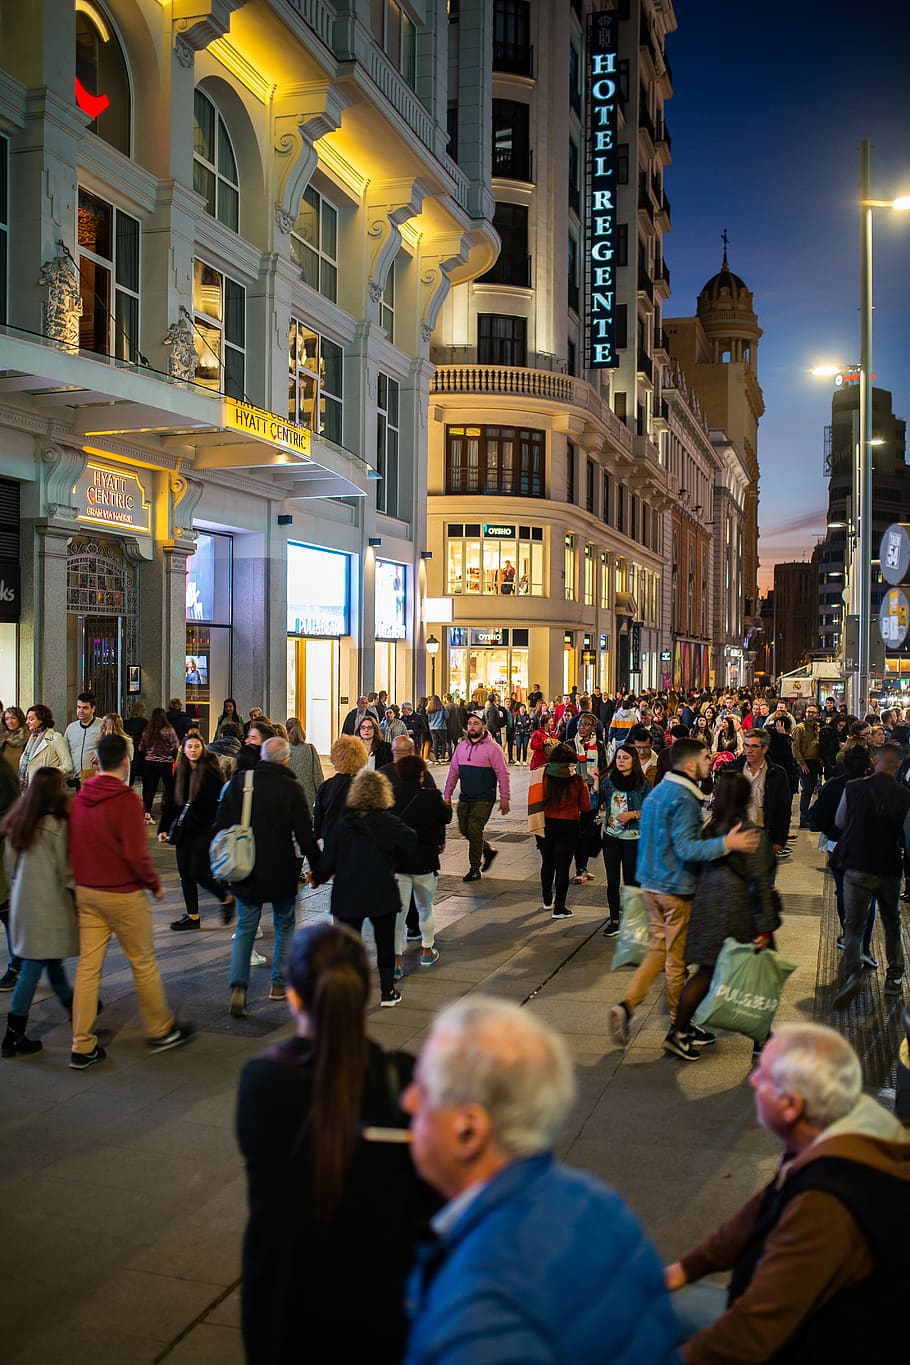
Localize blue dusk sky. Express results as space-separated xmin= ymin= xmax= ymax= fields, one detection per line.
xmin=664 ymin=2 xmax=910 ymax=592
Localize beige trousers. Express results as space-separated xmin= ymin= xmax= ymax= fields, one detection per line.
xmin=72 ymin=886 xmax=173 ymax=1054
xmin=621 ymin=891 xmax=693 ymax=1025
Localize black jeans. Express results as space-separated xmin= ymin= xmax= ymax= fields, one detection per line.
xmin=142 ymin=761 xmax=175 ymax=828
xmin=176 ymin=833 xmax=227 ymax=918
xmin=602 ymin=835 xmax=640 ymax=921
xmin=336 ymin=913 xmax=397 ymax=995
xmin=536 ymin=818 xmax=578 ymax=912
xmin=431 ymin=730 xmax=448 ymax=761
xmin=843 ymin=871 xmax=903 ymax=982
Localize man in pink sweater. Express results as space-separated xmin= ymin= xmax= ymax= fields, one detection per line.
xmin=443 ymin=715 xmax=510 ymax=882
xmin=69 ymin=735 xmax=193 ymax=1069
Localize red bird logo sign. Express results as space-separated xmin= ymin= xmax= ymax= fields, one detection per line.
xmin=75 ymin=77 xmax=110 ymax=119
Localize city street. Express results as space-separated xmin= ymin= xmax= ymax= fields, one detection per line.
xmin=3 ymin=767 xmax=908 ymax=1364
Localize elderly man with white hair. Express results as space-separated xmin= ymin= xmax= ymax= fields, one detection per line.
xmin=402 ymin=996 xmax=679 ymax=1364
xmin=666 ymin=1023 xmax=910 ymax=1363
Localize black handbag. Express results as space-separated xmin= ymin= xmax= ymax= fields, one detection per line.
xmin=168 ymin=802 xmax=192 ymax=845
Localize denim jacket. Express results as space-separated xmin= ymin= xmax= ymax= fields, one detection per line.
xmin=636 ymin=772 xmax=728 ymax=896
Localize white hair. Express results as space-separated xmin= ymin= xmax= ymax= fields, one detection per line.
xmin=261 ymin=736 xmax=290 ymax=765
xmin=765 ymin=1024 xmax=862 ymax=1128
xmin=421 ymin=996 xmax=576 ymax=1159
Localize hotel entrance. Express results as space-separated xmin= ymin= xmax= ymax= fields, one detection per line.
xmin=66 ymin=537 xmax=138 ymax=718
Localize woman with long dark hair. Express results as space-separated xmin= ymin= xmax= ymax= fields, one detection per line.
xmin=711 ymin=714 xmax=743 ymax=758
xmin=217 ymin=698 xmax=245 ymax=729
xmin=236 ymin=921 xmax=432 ymax=1364
xmin=137 ymin=706 xmax=179 ymax=827
xmin=666 ymin=771 xmax=778 ymax=1062
xmin=600 ymin=744 xmax=649 ymax=937
xmin=533 ymin=743 xmax=590 ymax=921
xmin=1 ymin=768 xmax=78 ymax=1057
xmin=356 ymin=714 xmax=393 ymax=769
xmin=1 ymin=705 xmax=27 ymax=777
xmin=160 ymin=734 xmax=234 ymax=931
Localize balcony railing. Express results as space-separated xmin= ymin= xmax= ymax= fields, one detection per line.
xmin=655 ymin=260 xmax=670 ymax=289
xmin=478 ymin=253 xmax=531 ymax=288
xmin=639 ymin=101 xmax=655 ymax=145
xmin=637 ymin=347 xmax=653 ymax=382
xmin=493 ymin=41 xmax=534 ymax=77
xmin=655 ymin=119 xmax=672 ymax=154
xmin=637 ymin=265 xmax=653 ymax=302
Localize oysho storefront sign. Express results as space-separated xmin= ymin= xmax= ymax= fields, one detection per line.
xmin=74 ymin=463 xmax=151 ymax=533
xmin=586 ymin=9 xmax=618 ymax=370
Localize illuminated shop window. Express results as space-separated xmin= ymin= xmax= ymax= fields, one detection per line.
xmin=192 ymin=259 xmax=245 ymax=398
xmin=291 ymin=186 xmax=338 ymax=302
xmin=445 ymin=524 xmax=543 ymax=597
xmin=74 ymin=1 xmax=130 ymax=155
xmin=193 ymin=89 xmax=239 ymax=232
xmin=288 ymin=320 xmax=343 ymax=444
xmin=77 ymin=187 xmax=140 ymax=361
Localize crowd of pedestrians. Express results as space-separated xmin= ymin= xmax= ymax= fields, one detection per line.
xmin=3 ymin=680 xmax=909 ymax=1363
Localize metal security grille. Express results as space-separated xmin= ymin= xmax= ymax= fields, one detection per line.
xmin=66 ymin=536 xmax=138 ymax=665
xmin=0 ymin=478 xmax=20 ymax=560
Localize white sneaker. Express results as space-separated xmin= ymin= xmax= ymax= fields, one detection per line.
xmin=232 ymin=927 xmax=264 ymax=941
xmin=250 ymin=949 xmax=268 ymax=967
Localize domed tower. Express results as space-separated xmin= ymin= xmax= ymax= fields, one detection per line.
xmin=667 ymin=239 xmax=765 ymax=658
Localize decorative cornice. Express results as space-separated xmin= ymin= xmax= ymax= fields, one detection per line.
xmin=209 ymin=34 xmax=275 ymax=102
xmin=367 ymin=178 xmax=432 ymax=298
xmin=41 ymin=443 xmax=87 ymax=519
xmin=419 ymin=233 xmax=471 ymax=344
xmin=272 ymin=83 xmax=351 ymax=231
xmin=172 ymin=1 xmax=247 ymax=54
xmin=170 ymin=473 xmax=205 ymax=541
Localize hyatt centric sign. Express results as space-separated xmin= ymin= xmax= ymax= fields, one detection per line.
xmin=586 ymin=10 xmax=618 ymax=369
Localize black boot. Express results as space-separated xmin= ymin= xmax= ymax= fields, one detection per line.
xmin=1 ymin=1011 xmax=43 ymax=1058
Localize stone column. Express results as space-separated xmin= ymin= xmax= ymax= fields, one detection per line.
xmin=29 ymin=523 xmax=72 ymax=720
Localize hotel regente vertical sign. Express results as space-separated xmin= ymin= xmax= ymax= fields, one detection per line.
xmin=586 ymin=10 xmax=618 ymax=369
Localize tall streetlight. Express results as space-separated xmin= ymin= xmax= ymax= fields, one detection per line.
xmin=426 ymin=633 xmax=440 ymax=697
xmin=813 ymin=141 xmax=909 ymax=711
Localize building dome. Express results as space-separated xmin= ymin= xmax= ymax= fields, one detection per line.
xmin=697 ymin=247 xmax=752 ymax=312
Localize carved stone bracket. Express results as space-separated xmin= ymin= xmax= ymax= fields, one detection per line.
xmin=273 ymin=84 xmax=349 ymax=233
xmin=419 ymin=233 xmax=471 ymax=343
xmin=174 ymin=35 xmax=195 ymax=69
xmin=172 ymin=0 xmax=247 ymax=54
xmin=40 ymin=443 xmax=88 ymax=520
xmin=170 ymin=472 xmax=205 ymax=543
xmin=39 ymin=255 xmax=82 ymax=348
xmin=163 ymin=316 xmax=197 ymax=383
xmin=366 ymin=179 xmax=431 ymax=299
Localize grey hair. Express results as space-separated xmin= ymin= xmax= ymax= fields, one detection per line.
xmin=420 ymin=996 xmax=576 ymax=1159
xmin=261 ymin=736 xmax=290 ymax=765
xmin=744 ymin=727 xmax=770 ymax=747
xmin=765 ymin=1024 xmax=862 ymax=1128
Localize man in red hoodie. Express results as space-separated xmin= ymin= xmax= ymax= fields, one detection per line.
xmin=69 ymin=734 xmax=193 ymax=1069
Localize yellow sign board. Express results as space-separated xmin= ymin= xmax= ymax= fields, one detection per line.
xmin=74 ymin=462 xmax=151 ymax=533
xmin=223 ymin=398 xmax=312 ymax=460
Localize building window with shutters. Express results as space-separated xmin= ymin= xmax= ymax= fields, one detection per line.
xmin=376 ymin=373 xmax=400 ymax=515
xmin=477 ymin=314 xmax=527 ymax=366
xmin=193 ymin=89 xmax=239 ymax=232
xmin=446 ymin=425 xmax=544 ymax=497
xmin=77 ymin=187 xmax=140 ymax=362
xmin=193 ymin=260 xmax=245 ymax=399
xmin=291 ymin=186 xmax=338 ymax=303
xmin=289 ymin=320 xmax=343 ymax=445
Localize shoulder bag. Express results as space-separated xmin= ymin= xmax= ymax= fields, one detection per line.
xmin=209 ymin=769 xmax=255 ymax=880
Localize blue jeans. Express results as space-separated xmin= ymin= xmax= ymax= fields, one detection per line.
xmin=10 ymin=958 xmax=71 ymax=1014
xmin=229 ymin=896 xmax=295 ymax=989
xmin=672 ymin=1282 xmax=727 ymax=1342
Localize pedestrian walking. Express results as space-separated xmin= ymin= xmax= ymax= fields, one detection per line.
xmin=666 ymin=772 xmax=779 ymax=1062
xmin=285 ymin=717 xmax=324 ymax=812
xmin=1 ymin=768 xmax=78 ymax=1058
xmin=161 ymin=734 xmax=235 ymax=931
xmin=313 ymin=735 xmax=368 ymax=843
xmin=1 ymin=706 xmax=27 ymax=778
xmin=390 ymin=753 xmax=451 ymax=974
xmin=571 ymin=711 xmax=607 ymax=884
xmin=137 ymin=706 xmax=179 ymax=828
xmin=69 ymin=735 xmax=193 ymax=1069
xmin=236 ymin=922 xmax=432 ymax=1365
xmin=513 ymin=703 xmax=532 ymax=764
xmin=312 ymin=769 xmax=416 ymax=1007
xmin=63 ymin=692 xmax=103 ymax=786
xmin=600 ymin=744 xmax=649 ymax=936
xmin=215 ymin=737 xmax=321 ymax=1018
xmin=18 ymin=705 xmax=73 ymax=790
xmin=357 ymin=714 xmax=394 ymax=768
xmin=793 ymin=703 xmax=822 ymax=827
xmin=609 ymin=738 xmax=760 ymax=1047
xmin=426 ymin=695 xmax=449 ymax=763
xmin=532 ymin=744 xmax=590 ymax=919
xmin=443 ymin=713 xmax=510 ymax=882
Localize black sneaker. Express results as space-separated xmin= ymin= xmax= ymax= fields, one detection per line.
xmin=687 ymin=1023 xmax=717 ymax=1047
xmin=405 ymin=930 xmax=422 ymax=942
xmin=380 ymin=989 xmax=402 ymax=1007
xmin=602 ymin=920 xmax=621 ymax=937
xmin=170 ymin=915 xmax=201 ymax=932
xmin=482 ymin=848 xmax=498 ymax=872
xmin=220 ymin=898 xmax=236 ymax=927
xmin=833 ymin=974 xmax=863 ymax=1010
xmin=551 ymin=907 xmax=573 ymax=920
xmin=861 ymin=952 xmax=879 ymax=970
xmin=70 ymin=1045 xmax=106 ymax=1070
xmin=147 ymin=1023 xmax=195 ymax=1053
xmin=884 ymin=976 xmax=904 ymax=998
xmin=664 ymin=1029 xmax=701 ymax=1061
xmin=463 ymin=869 xmax=481 ymax=883
xmin=836 ymin=936 xmax=845 ymax=951
xmin=0 ymin=967 xmax=19 ymax=991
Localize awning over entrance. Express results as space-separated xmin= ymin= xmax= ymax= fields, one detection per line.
xmin=614 ymin=591 xmax=639 ymax=618
xmin=0 ymin=327 xmax=370 ymax=499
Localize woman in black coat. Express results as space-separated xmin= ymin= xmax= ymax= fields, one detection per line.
xmin=160 ymin=735 xmax=234 ymax=931
xmin=390 ymin=754 xmax=452 ymax=973
xmin=312 ymin=734 xmax=367 ymax=843
xmin=668 ymin=772 xmax=779 ymax=1061
xmin=313 ymin=768 xmax=416 ymax=1006
xmin=236 ymin=922 xmax=435 ymax=1365
xmin=767 ymin=715 xmax=800 ymax=795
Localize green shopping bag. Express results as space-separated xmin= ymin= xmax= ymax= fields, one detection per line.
xmin=611 ymin=886 xmax=651 ymax=970
xmin=693 ymin=937 xmax=797 ymax=1045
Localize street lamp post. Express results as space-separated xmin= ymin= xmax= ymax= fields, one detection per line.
xmin=426 ymin=633 xmax=440 ymax=697
xmin=858 ymin=139 xmax=874 ymax=715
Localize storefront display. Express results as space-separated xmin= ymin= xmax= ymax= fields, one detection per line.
xmin=185 ymin=532 xmax=233 ymax=739
xmin=286 ymin=543 xmax=351 ymax=754
xmin=448 ymin=626 xmax=529 ymax=700
xmin=446 ymin=524 xmax=544 ymax=596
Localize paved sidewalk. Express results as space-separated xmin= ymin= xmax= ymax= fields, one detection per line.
xmin=2 ymin=768 xmax=905 ymax=1362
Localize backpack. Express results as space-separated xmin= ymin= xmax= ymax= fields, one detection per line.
xmin=210 ymin=769 xmax=255 ymax=881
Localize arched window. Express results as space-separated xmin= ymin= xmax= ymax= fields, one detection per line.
xmin=74 ymin=1 xmax=131 ymax=155
xmin=193 ymin=90 xmax=239 ymax=232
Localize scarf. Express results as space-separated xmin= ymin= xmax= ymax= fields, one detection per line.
xmin=607 ymin=768 xmax=641 ymax=793
xmin=544 ymin=761 xmax=576 ymax=779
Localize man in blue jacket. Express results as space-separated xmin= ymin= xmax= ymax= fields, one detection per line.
xmin=402 ymin=996 xmax=680 ymax=1365
xmin=610 ymin=739 xmax=760 ymax=1055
